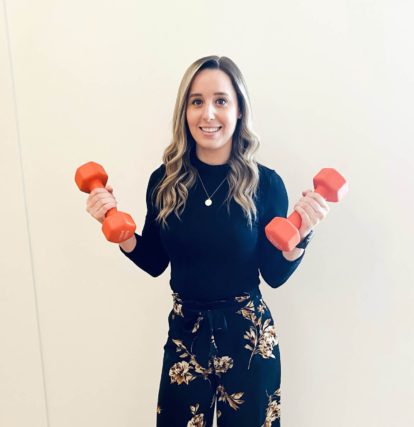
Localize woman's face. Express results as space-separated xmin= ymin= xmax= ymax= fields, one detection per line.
xmin=186 ymin=68 xmax=241 ymax=160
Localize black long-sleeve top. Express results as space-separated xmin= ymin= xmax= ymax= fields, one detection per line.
xmin=120 ymin=148 xmax=305 ymax=301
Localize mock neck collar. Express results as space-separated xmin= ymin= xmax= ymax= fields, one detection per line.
xmin=189 ymin=147 xmax=230 ymax=172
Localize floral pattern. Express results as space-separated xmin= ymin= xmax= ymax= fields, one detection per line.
xmin=213 ymin=355 xmax=234 ymax=376
xmin=168 ymin=338 xmax=234 ymax=385
xmin=236 ymin=297 xmax=279 ymax=369
xmin=157 ymin=290 xmax=281 ymax=426
xmin=216 ymin=385 xmax=245 ymax=410
xmin=262 ymin=387 xmax=281 ymax=427
xmin=169 ymin=359 xmax=195 ymax=385
xmin=171 ymin=293 xmax=184 ymax=319
xmin=187 ymin=403 xmax=206 ymax=427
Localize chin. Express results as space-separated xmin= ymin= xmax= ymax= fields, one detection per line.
xmin=199 ymin=141 xmax=226 ymax=149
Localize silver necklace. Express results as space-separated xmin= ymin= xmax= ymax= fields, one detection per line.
xmin=196 ymin=170 xmax=227 ymax=206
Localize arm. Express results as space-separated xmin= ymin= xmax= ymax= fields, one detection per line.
xmin=119 ymin=234 xmax=137 ymax=253
xmin=258 ymin=169 xmax=305 ymax=288
xmin=119 ymin=167 xmax=170 ymax=277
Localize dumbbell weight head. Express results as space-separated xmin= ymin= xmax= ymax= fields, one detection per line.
xmin=75 ymin=161 xmax=108 ymax=193
xmin=102 ymin=210 xmax=136 ymax=243
xmin=265 ymin=217 xmax=300 ymax=252
xmin=313 ymin=168 xmax=348 ymax=202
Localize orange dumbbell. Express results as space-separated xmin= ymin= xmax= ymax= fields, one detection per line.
xmin=265 ymin=168 xmax=348 ymax=252
xmin=75 ymin=161 xmax=136 ymax=243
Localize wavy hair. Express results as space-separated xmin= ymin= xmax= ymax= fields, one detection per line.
xmin=152 ymin=55 xmax=262 ymax=230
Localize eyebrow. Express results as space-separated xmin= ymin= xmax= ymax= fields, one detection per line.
xmin=188 ymin=92 xmax=230 ymax=98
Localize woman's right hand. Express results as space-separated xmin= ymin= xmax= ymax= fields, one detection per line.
xmin=86 ymin=185 xmax=118 ymax=224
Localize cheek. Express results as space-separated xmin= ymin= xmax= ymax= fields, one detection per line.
xmin=223 ymin=115 xmax=237 ymax=130
xmin=186 ymin=109 xmax=198 ymax=126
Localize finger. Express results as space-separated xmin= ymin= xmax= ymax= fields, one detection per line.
xmin=88 ymin=189 xmax=112 ymax=205
xmin=96 ymin=196 xmax=117 ymax=208
xmin=294 ymin=205 xmax=313 ymax=230
xmin=87 ymin=195 xmax=117 ymax=211
xmin=95 ymin=201 xmax=116 ymax=215
xmin=300 ymin=197 xmax=326 ymax=219
xmin=88 ymin=190 xmax=115 ymax=206
xmin=305 ymin=191 xmax=330 ymax=211
xmin=295 ymin=202 xmax=320 ymax=227
xmin=97 ymin=202 xmax=117 ymax=217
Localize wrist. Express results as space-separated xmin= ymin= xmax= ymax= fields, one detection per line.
xmin=119 ymin=234 xmax=137 ymax=253
xmin=296 ymin=229 xmax=314 ymax=250
xmin=282 ymin=247 xmax=304 ymax=261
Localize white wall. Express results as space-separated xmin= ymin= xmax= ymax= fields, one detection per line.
xmin=1 ymin=1 xmax=413 ymax=426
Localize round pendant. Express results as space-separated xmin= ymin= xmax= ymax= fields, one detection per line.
xmin=205 ymin=198 xmax=212 ymax=206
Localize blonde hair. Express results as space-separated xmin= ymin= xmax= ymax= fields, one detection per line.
xmin=152 ymin=55 xmax=262 ymax=230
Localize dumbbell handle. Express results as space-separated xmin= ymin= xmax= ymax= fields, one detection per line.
xmin=287 ymin=184 xmax=331 ymax=231
xmin=88 ymin=179 xmax=118 ymax=219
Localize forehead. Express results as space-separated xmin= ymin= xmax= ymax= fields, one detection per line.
xmin=189 ymin=69 xmax=236 ymax=97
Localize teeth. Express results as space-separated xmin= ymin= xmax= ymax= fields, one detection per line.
xmin=201 ymin=127 xmax=220 ymax=133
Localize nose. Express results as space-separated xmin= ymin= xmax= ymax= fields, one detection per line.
xmin=202 ymin=102 xmax=216 ymax=121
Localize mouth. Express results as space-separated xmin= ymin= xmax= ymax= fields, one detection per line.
xmin=199 ymin=126 xmax=222 ymax=134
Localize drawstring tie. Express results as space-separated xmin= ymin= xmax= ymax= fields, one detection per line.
xmin=171 ymin=287 xmax=262 ymax=365
xmin=183 ymin=308 xmax=228 ymax=360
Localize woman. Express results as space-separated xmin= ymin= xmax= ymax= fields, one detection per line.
xmin=86 ymin=55 xmax=329 ymax=427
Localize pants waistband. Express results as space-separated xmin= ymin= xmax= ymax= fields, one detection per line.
xmin=171 ymin=286 xmax=262 ymax=311
xmin=169 ymin=287 xmax=263 ymax=362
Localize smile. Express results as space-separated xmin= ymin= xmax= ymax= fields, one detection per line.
xmin=199 ymin=127 xmax=222 ymax=133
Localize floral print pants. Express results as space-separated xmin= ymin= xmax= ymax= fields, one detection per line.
xmin=156 ymin=287 xmax=281 ymax=426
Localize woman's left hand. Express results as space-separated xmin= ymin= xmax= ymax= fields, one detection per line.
xmin=293 ymin=189 xmax=330 ymax=240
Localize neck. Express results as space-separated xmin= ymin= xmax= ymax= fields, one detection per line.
xmin=195 ymin=146 xmax=231 ymax=165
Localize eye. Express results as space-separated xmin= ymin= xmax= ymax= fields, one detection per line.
xmin=189 ymin=98 xmax=228 ymax=106
xmin=216 ymin=98 xmax=227 ymax=105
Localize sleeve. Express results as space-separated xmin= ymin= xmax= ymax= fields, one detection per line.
xmin=119 ymin=168 xmax=170 ymax=277
xmin=258 ymin=169 xmax=305 ymax=288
